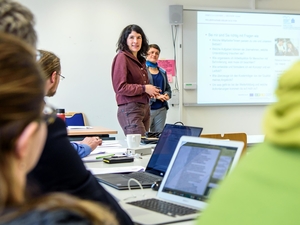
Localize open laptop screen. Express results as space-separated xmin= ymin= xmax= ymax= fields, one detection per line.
xmin=162 ymin=141 xmax=240 ymax=202
xmin=145 ymin=124 xmax=203 ymax=177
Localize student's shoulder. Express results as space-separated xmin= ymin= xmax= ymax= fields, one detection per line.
xmin=46 ymin=117 xmax=68 ymax=139
xmin=47 ymin=117 xmax=66 ymax=130
xmin=116 ymin=50 xmax=137 ymax=60
xmin=113 ymin=51 xmax=129 ymax=64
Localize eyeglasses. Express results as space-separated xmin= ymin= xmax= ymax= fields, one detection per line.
xmin=42 ymin=104 xmax=57 ymax=125
xmin=58 ymin=74 xmax=65 ymax=81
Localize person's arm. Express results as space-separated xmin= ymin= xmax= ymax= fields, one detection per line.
xmin=164 ymin=80 xmax=172 ymax=99
xmin=153 ymin=70 xmax=171 ymax=102
xmin=70 ymin=142 xmax=92 ymax=158
xmin=162 ymin=69 xmax=172 ymax=98
xmin=111 ymin=53 xmax=144 ymax=96
xmin=112 ymin=52 xmax=160 ymax=98
xmin=147 ymin=69 xmax=156 ymax=105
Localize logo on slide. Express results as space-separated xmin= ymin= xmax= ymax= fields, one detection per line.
xmin=283 ymin=16 xmax=295 ymax=25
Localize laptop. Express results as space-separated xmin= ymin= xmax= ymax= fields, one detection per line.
xmin=95 ymin=124 xmax=203 ymax=190
xmin=119 ymin=136 xmax=244 ymax=225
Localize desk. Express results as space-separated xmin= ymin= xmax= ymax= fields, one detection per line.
xmin=68 ymin=126 xmax=117 ymax=141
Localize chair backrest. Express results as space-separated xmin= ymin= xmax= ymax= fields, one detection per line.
xmin=200 ymin=133 xmax=247 ymax=157
xmin=65 ymin=112 xmax=86 ymax=126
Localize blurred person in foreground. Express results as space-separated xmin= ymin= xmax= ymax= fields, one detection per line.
xmin=197 ymin=61 xmax=300 ymax=225
xmin=0 ymin=0 xmax=133 ymax=224
xmin=0 ymin=32 xmax=118 ymax=225
xmin=0 ymin=0 xmax=37 ymax=47
xmin=38 ymin=49 xmax=102 ymax=158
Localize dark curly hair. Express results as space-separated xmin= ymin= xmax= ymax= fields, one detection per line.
xmin=116 ymin=24 xmax=149 ymax=62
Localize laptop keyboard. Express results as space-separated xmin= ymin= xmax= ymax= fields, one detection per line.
xmin=127 ymin=198 xmax=198 ymax=217
xmin=125 ymin=173 xmax=160 ymax=183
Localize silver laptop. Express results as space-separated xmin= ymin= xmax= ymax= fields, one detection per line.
xmin=119 ymin=136 xmax=244 ymax=225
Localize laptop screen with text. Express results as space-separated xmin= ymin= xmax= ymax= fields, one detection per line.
xmin=161 ymin=141 xmax=240 ymax=202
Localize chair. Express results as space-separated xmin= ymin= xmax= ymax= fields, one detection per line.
xmin=65 ymin=112 xmax=86 ymax=126
xmin=200 ymin=133 xmax=247 ymax=157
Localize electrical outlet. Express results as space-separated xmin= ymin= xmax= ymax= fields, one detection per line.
xmin=169 ymin=89 xmax=179 ymax=105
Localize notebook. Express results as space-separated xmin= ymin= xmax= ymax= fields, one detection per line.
xmin=95 ymin=124 xmax=203 ymax=190
xmin=119 ymin=136 xmax=244 ymax=225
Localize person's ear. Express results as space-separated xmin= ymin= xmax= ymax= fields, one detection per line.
xmin=15 ymin=122 xmax=39 ymax=160
xmin=50 ymin=71 xmax=57 ymax=84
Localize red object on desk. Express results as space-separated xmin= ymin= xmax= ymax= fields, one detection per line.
xmin=56 ymin=108 xmax=65 ymax=121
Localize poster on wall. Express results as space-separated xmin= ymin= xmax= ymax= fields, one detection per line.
xmin=158 ymin=59 xmax=175 ymax=83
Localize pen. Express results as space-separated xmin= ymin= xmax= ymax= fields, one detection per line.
xmin=96 ymin=154 xmax=114 ymax=159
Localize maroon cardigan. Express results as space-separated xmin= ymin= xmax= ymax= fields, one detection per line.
xmin=111 ymin=50 xmax=149 ymax=106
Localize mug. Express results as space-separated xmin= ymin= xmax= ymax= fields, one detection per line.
xmin=126 ymin=134 xmax=141 ymax=148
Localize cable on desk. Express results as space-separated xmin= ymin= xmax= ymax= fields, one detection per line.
xmin=123 ymin=178 xmax=145 ymax=201
xmin=128 ymin=178 xmax=143 ymax=192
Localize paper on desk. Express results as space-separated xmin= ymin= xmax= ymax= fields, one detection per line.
xmin=89 ymin=147 xmax=127 ymax=156
xmin=67 ymin=126 xmax=93 ymax=129
xmin=102 ymin=140 xmax=122 ymax=147
xmin=88 ymin=146 xmax=106 ymax=155
xmin=87 ymin=166 xmax=145 ymax=175
xmin=87 ymin=141 xmax=122 ymax=156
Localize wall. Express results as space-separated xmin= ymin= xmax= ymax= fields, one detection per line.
xmin=20 ymin=0 xmax=300 ymax=139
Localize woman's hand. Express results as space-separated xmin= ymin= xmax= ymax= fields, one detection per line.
xmin=145 ymin=84 xmax=161 ymax=98
xmin=156 ymin=93 xmax=169 ymax=102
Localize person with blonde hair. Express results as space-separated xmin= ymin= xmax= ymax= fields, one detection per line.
xmin=0 ymin=0 xmax=37 ymax=47
xmin=0 ymin=0 xmax=132 ymax=224
xmin=0 ymin=32 xmax=118 ymax=225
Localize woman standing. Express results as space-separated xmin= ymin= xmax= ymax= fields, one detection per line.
xmin=112 ymin=24 xmax=160 ymax=136
xmin=146 ymin=44 xmax=172 ymax=132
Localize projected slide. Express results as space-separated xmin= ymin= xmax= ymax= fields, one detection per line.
xmin=197 ymin=11 xmax=300 ymax=104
